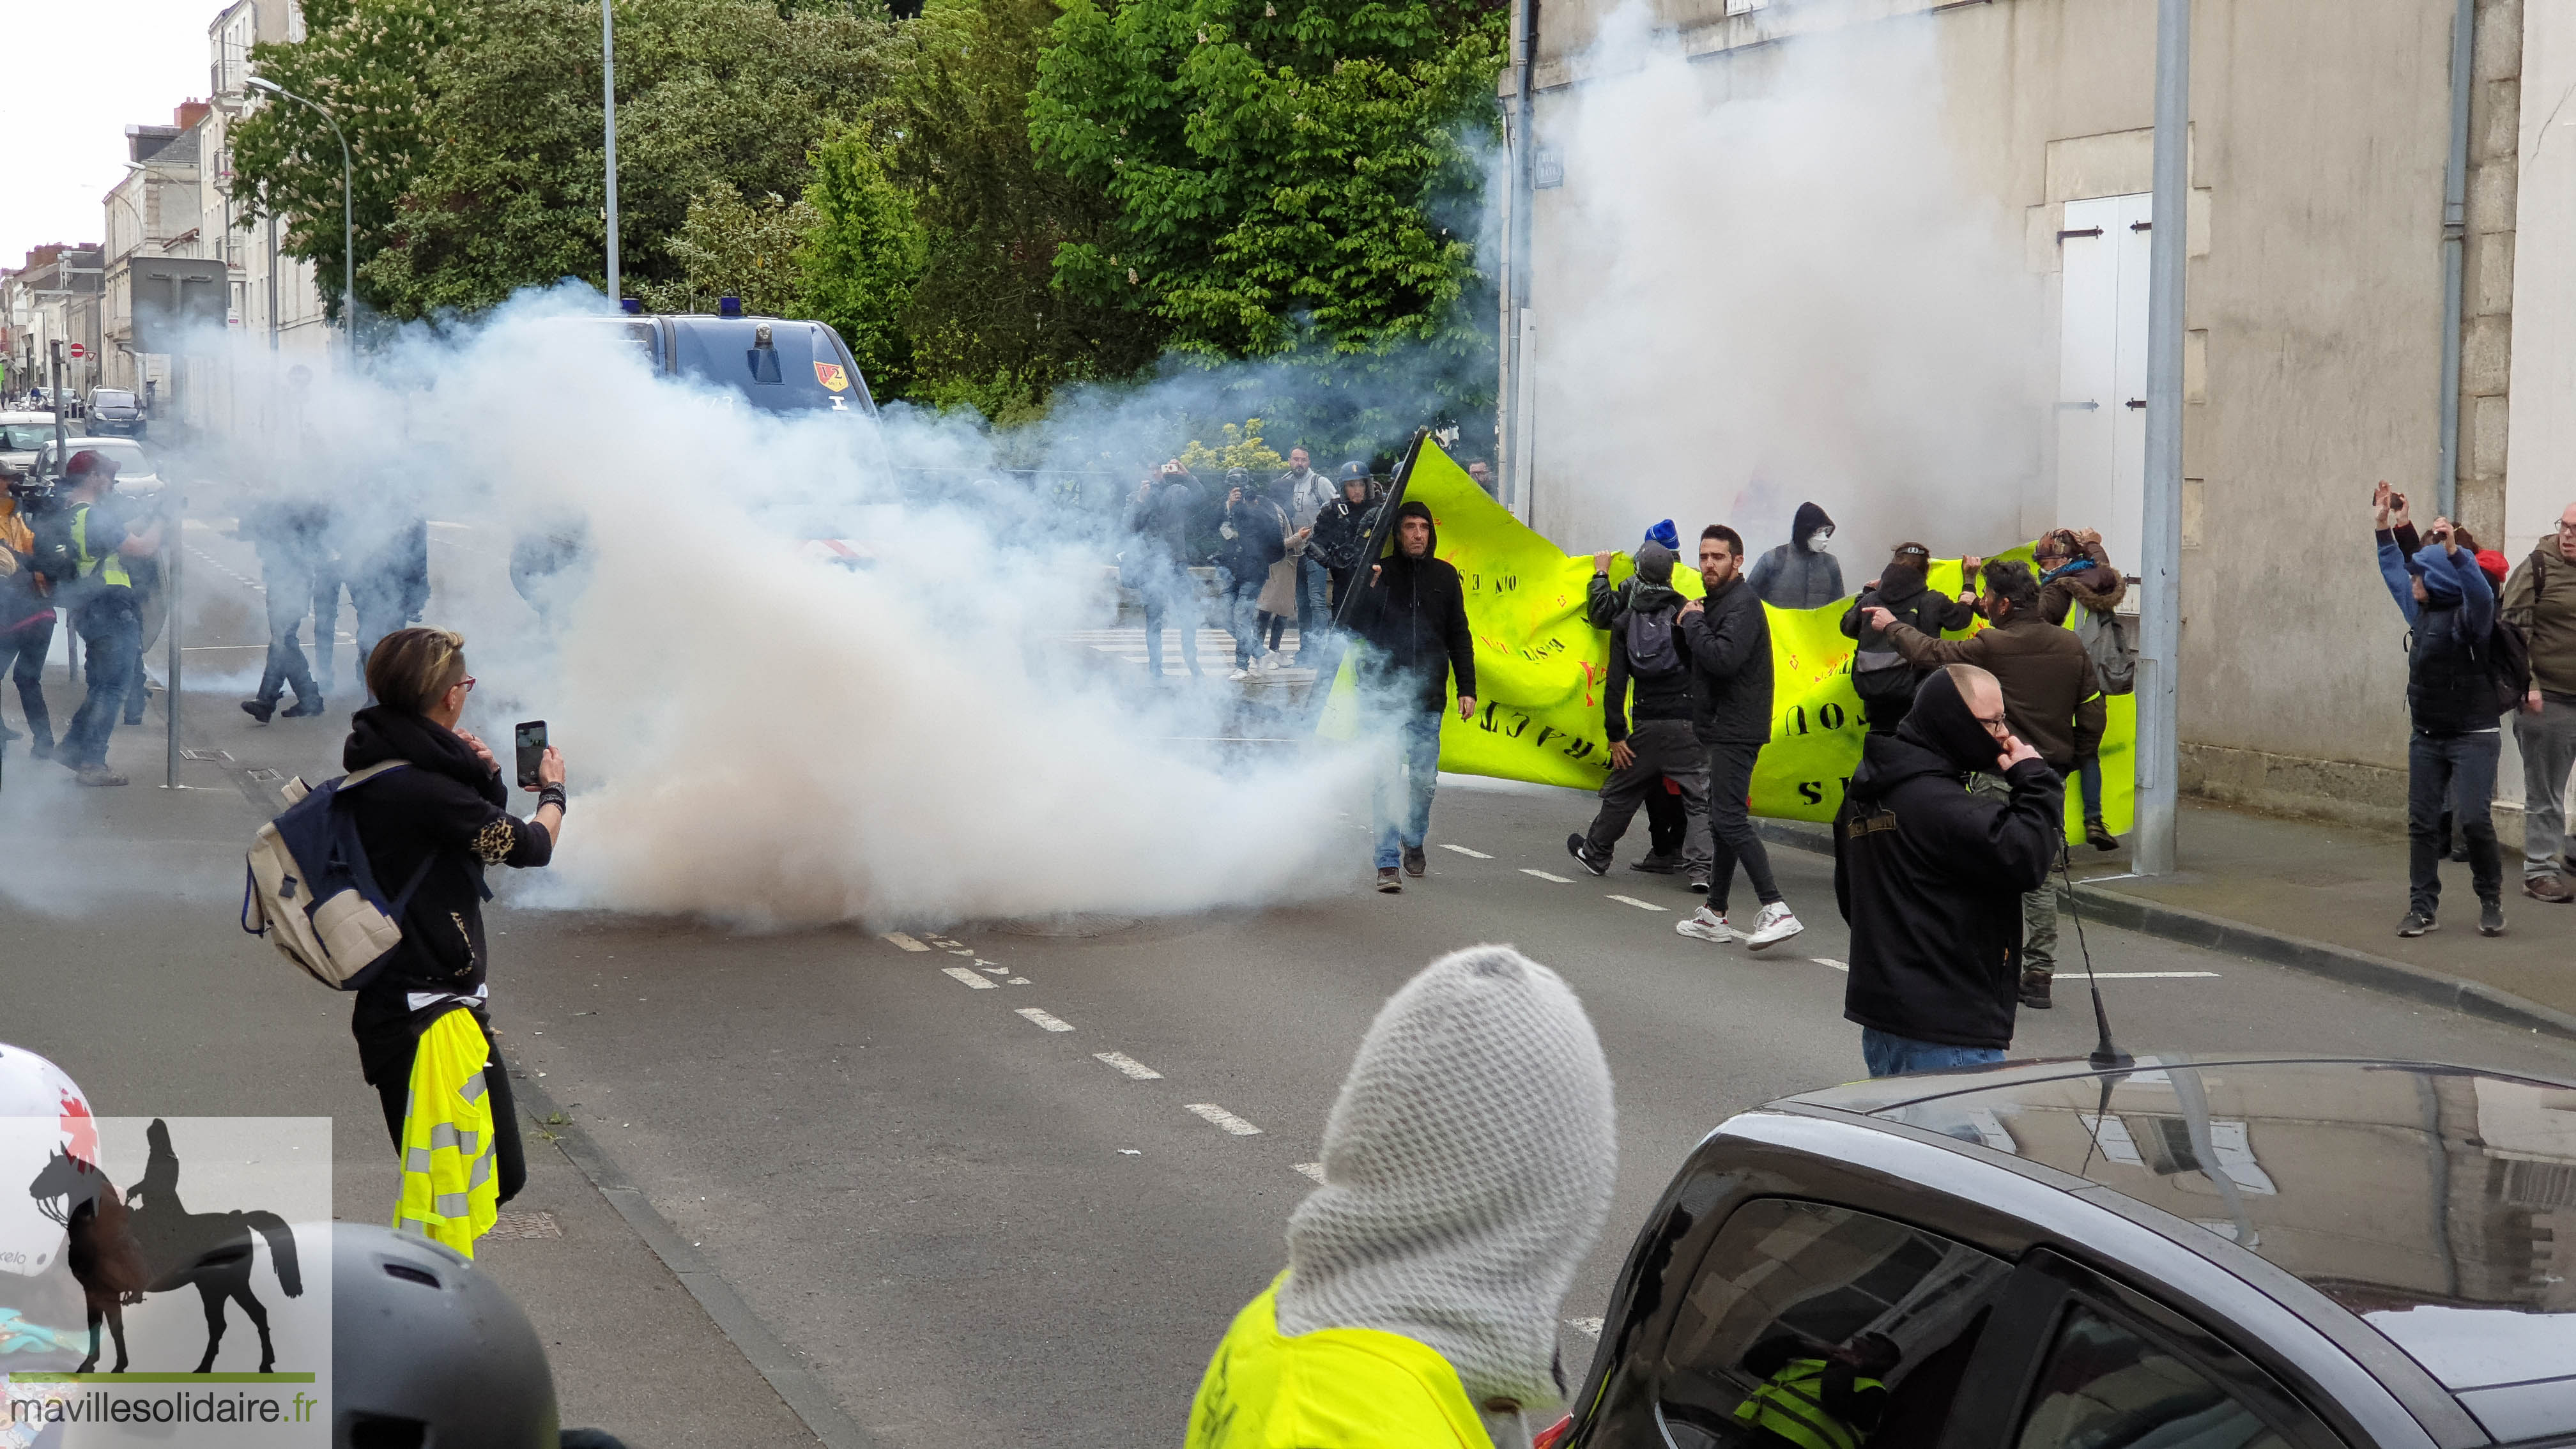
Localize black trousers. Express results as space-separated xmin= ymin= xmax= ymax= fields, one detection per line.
xmin=363 ymin=1014 xmax=526 ymax=1206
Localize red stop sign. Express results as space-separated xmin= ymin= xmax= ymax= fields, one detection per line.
xmin=67 ymin=342 xmax=86 ymax=359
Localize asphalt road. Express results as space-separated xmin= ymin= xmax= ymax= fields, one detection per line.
xmin=8 ymin=492 xmax=2572 ymax=1448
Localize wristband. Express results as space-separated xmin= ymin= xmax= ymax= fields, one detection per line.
xmin=537 ymin=786 xmax=567 ymax=811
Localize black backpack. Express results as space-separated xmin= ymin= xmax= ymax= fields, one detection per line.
xmin=2487 ymin=615 xmax=2533 ymax=717
xmin=1622 ymin=603 xmax=1685 ymax=677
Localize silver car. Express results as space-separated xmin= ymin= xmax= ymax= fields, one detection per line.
xmin=0 ymin=413 xmax=59 ymax=480
xmin=32 ymin=436 xmax=163 ymax=496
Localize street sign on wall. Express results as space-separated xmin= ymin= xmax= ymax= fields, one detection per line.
xmin=130 ymin=257 xmax=231 ymax=355
xmin=67 ymin=342 xmax=86 ymax=359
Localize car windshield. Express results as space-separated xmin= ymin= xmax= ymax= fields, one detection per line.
xmin=0 ymin=424 xmax=57 ymax=450
xmin=48 ymin=440 xmax=150 ymax=471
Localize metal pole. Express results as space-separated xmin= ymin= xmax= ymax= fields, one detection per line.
xmin=164 ymin=491 xmax=182 ymax=788
xmin=1503 ymin=0 xmax=1537 ymax=522
xmin=2435 ymin=0 xmax=2474 ymax=518
xmin=246 ymin=80 xmax=353 ymax=342
xmin=602 ymin=0 xmax=620 ymax=300
xmin=2133 ymin=0 xmax=2190 ymax=878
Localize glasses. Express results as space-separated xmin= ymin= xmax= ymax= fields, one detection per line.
xmin=458 ymin=676 xmax=476 ymax=694
xmin=2557 ymin=522 xmax=2576 ymax=535
xmin=1974 ymin=711 xmax=2011 ymax=736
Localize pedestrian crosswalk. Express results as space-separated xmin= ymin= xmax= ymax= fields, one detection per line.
xmin=1056 ymin=627 xmax=1319 ymax=678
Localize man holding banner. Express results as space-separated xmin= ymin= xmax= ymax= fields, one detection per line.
xmin=1344 ymin=500 xmax=1477 ymax=893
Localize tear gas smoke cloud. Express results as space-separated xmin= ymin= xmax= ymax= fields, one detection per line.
xmin=1530 ymin=3 xmax=2048 ymax=570
xmin=104 ymin=293 xmax=1399 ymax=929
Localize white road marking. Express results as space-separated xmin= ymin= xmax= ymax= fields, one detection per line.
xmin=941 ymin=966 xmax=998 ymax=990
xmin=1016 ymin=1007 xmax=1075 ymax=1032
xmin=1094 ymin=1051 xmax=1163 ymax=1080
xmin=1185 ymin=1103 xmax=1263 ymax=1136
xmin=1521 ymin=869 xmax=1572 ymax=883
xmin=1006 ymin=977 xmax=1031 ymax=985
xmin=882 ymin=932 xmax=930 ymax=952
xmin=1293 ymin=1162 xmax=1326 ymax=1183
xmin=1566 ymin=1317 xmax=1604 ymax=1338
xmin=947 ymin=949 xmax=975 ymax=956
xmin=1809 ymin=958 xmax=1850 ymax=972
xmin=1439 ymin=844 xmax=1493 ymax=859
xmin=1118 ymin=1148 xmax=1142 ymax=1156
xmin=1607 ymin=894 xmax=1667 ymax=912
xmin=979 ymin=965 xmax=1009 ymax=974
xmin=2082 ymin=971 xmax=2222 ymax=979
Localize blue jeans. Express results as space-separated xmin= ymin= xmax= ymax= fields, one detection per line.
xmin=2408 ymin=730 xmax=2503 ymax=915
xmin=62 ymin=597 xmax=141 ymax=770
xmin=1134 ymin=571 xmax=1200 ymax=677
xmin=2077 ymin=755 xmax=2104 ymax=819
xmin=1215 ymin=567 xmax=1262 ymax=667
xmin=1294 ymin=556 xmax=1331 ymax=650
xmin=1862 ymin=1029 xmax=2005 ymax=1080
xmin=1372 ymin=707 xmax=1444 ymax=869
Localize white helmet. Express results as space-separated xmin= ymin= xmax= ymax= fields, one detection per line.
xmin=0 ymin=1042 xmax=100 ymax=1278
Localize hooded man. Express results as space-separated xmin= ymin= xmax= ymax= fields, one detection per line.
xmin=1747 ymin=502 xmax=1845 ymax=610
xmin=1835 ymin=664 xmax=2061 ymax=1077
xmin=1584 ymin=523 xmax=1694 ymax=873
xmin=2377 ymin=503 xmax=2508 ymax=937
xmin=2501 ymin=499 xmax=2576 ymax=903
xmin=1839 ymin=542 xmax=1974 ymax=738
xmin=1568 ymin=542 xmax=1711 ymax=884
xmin=1185 ymin=946 xmax=1616 ymax=1449
xmin=1344 ymin=500 xmax=1476 ymax=891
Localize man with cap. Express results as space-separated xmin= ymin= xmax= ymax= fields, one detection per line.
xmin=2376 ymin=500 xmax=2511 ymax=937
xmin=1568 ymin=540 xmax=1710 ymax=884
xmin=32 ymin=449 xmax=160 ymax=785
xmin=1343 ymin=500 xmax=1475 ymax=892
xmin=1834 ymin=664 xmax=2062 ymax=1077
xmin=1586 ymin=520 xmax=1692 ymax=873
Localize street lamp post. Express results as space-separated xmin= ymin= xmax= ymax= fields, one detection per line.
xmin=2134 ymin=0 xmax=2191 ymax=877
xmin=246 ymin=77 xmax=354 ymax=340
xmin=602 ymin=0 xmax=621 ymax=300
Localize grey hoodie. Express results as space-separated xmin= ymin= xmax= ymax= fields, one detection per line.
xmin=1276 ymin=946 xmax=1618 ymax=1443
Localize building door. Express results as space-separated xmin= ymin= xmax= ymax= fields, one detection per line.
xmin=2056 ymin=193 xmax=2153 ymax=568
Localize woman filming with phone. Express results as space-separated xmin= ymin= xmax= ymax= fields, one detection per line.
xmin=337 ymin=627 xmax=567 ymax=1206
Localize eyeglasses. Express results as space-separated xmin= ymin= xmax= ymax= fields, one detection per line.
xmin=458 ymin=676 xmax=476 ymax=694
xmin=1974 ymin=711 xmax=2011 ymax=735
xmin=2557 ymin=522 xmax=2576 ymax=535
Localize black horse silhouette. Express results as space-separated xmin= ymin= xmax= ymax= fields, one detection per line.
xmin=26 ymin=1118 xmax=304 ymax=1373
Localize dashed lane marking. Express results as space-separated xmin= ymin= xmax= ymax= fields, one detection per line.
xmin=1016 ymin=1007 xmax=1075 ymax=1032
xmin=1439 ymin=844 xmax=1493 ymax=859
xmin=1185 ymin=1103 xmax=1262 ymax=1136
xmin=883 ymin=932 xmax=930 ymax=952
xmin=941 ymin=966 xmax=998 ymax=990
xmin=1093 ymin=1052 xmax=1163 ymax=1080
xmin=1809 ymin=958 xmax=1850 ymax=972
xmin=1293 ymin=1162 xmax=1326 ymax=1183
xmin=1521 ymin=869 xmax=1572 ymax=884
xmin=1607 ymin=894 xmax=1668 ymax=912
xmin=1006 ymin=977 xmax=1031 ymax=985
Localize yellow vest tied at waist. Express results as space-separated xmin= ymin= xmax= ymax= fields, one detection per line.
xmin=70 ymin=504 xmax=131 ymax=590
xmin=394 ymin=1008 xmax=500 ymax=1258
xmin=1734 ymin=1358 xmax=1885 ymax=1449
xmin=1186 ymin=1274 xmax=1496 ymax=1449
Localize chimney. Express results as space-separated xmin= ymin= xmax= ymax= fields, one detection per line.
xmin=176 ymin=99 xmax=213 ymax=130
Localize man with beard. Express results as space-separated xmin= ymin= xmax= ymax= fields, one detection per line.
xmin=1835 ymin=664 xmax=2060 ymax=1077
xmin=1567 ymin=541 xmax=1710 ymax=885
xmin=1344 ymin=501 xmax=1476 ymax=893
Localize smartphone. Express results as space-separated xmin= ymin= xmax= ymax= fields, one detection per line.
xmin=514 ymin=721 xmax=548 ymax=789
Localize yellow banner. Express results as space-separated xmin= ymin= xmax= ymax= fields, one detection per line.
xmin=1317 ymin=441 xmax=2134 ymax=838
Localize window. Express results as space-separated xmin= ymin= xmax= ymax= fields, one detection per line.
xmin=2014 ymin=1306 xmax=2286 ymax=1449
xmin=1656 ymin=1200 xmax=2011 ymax=1449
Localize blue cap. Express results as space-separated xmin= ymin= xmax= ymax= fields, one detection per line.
xmin=717 ymin=296 xmax=743 ymax=318
xmin=1643 ymin=519 xmax=1680 ymax=552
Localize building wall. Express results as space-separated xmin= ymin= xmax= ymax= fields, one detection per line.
xmin=1509 ymin=0 xmax=2531 ymax=822
xmin=2506 ymin=1 xmax=2574 ymax=557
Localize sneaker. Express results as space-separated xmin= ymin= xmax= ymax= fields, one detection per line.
xmin=2524 ymin=873 xmax=2573 ymax=904
xmin=1687 ymin=876 xmax=1710 ymax=894
xmin=1403 ymin=845 xmax=1427 ymax=878
xmin=1628 ymin=852 xmax=1683 ymax=875
xmin=2480 ymin=900 xmax=2506 ymax=937
xmin=240 ymin=698 xmax=275 ymax=724
xmin=1227 ymin=668 xmax=1252 ymax=682
xmin=1565 ymin=834 xmax=1609 ymax=877
xmin=1744 ymin=902 xmax=1804 ymax=951
xmin=281 ymin=696 xmax=329 ymax=718
xmin=1676 ymin=906 xmax=1741 ymax=944
xmin=2019 ymin=969 xmax=2053 ymax=1009
xmin=2396 ymin=910 xmax=2437 ymax=937
xmin=1376 ymin=867 xmax=1402 ymax=894
xmin=75 ymin=765 xmax=128 ymax=787
xmin=2084 ymin=817 xmax=2118 ymax=852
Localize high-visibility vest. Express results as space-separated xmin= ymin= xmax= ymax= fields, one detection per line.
xmin=1733 ymin=1359 xmax=1884 ymax=1449
xmin=69 ymin=504 xmax=131 ymax=590
xmin=393 ymin=1009 xmax=500 ymax=1258
xmin=1185 ymin=1273 xmax=1496 ymax=1449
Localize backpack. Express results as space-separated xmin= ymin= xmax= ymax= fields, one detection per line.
xmin=2486 ymin=614 xmax=2533 ymax=717
xmin=1850 ymin=648 xmax=1917 ymax=716
xmin=240 ymin=762 xmax=433 ymax=990
xmin=2071 ymin=604 xmax=2137 ymax=695
xmin=1622 ymin=602 xmax=1685 ymax=677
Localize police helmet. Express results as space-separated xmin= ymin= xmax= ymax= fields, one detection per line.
xmin=332 ymin=1224 xmax=560 ymax=1449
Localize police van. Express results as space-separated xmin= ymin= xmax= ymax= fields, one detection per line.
xmin=582 ymin=302 xmax=881 ymax=421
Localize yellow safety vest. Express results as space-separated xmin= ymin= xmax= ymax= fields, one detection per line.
xmin=394 ymin=1009 xmax=500 ymax=1258
xmin=1185 ymin=1273 xmax=1496 ymax=1449
xmin=70 ymin=504 xmax=131 ymax=590
xmin=1733 ymin=1359 xmax=1884 ymax=1449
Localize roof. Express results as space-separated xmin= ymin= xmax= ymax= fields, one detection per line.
xmin=1783 ymin=1057 xmax=2576 ymax=1413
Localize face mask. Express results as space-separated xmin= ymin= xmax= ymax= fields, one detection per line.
xmin=1807 ymin=528 xmax=1833 ymax=553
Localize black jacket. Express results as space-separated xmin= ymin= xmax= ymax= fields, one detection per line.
xmin=1345 ymin=512 xmax=1475 ymax=712
xmin=1835 ymin=730 xmax=2063 ymax=1050
xmin=1308 ymin=496 xmax=1379 ymax=574
xmin=341 ymin=706 xmax=553 ymax=1045
xmin=1604 ymin=583 xmax=1694 ymax=742
xmin=1683 ymin=574 xmax=1773 ymax=746
xmin=1122 ymin=478 xmax=1202 ymax=567
xmin=1839 ymin=572 xmax=1972 ymax=657
xmin=1215 ymin=493 xmax=1288 ymax=582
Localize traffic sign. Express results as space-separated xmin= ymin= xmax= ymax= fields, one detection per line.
xmin=67 ymin=342 xmax=86 ymax=360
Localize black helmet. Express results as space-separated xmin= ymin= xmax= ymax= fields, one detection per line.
xmin=333 ymin=1225 xmax=560 ymax=1448
xmin=1225 ymin=467 xmax=1252 ymax=484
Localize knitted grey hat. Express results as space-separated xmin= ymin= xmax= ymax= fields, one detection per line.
xmin=1276 ymin=945 xmax=1618 ymax=1414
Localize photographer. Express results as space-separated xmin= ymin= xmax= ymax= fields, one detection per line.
xmin=35 ymin=450 xmax=160 ymax=786
xmin=0 ymin=480 xmax=55 ymax=758
xmin=2375 ymin=496 xmax=2509 ymax=937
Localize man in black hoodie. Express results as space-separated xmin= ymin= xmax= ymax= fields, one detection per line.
xmin=339 ymin=627 xmax=566 ymax=1204
xmin=1674 ymin=525 xmax=1804 ymax=949
xmin=1344 ymin=500 xmax=1475 ymax=893
xmin=1747 ymin=502 xmax=1846 ymax=610
xmin=1835 ymin=664 xmax=2060 ymax=1077
xmin=1567 ymin=542 xmax=1708 ymax=882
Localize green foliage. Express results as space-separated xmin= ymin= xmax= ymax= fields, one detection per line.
xmin=1027 ymin=0 xmax=1504 ymax=441
xmin=1175 ymin=418 xmax=1285 ymax=477
xmin=797 ymin=126 xmax=927 ymax=397
xmin=635 ymin=183 xmax=818 ymax=316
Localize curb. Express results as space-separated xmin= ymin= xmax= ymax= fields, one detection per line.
xmin=514 ymin=1075 xmax=878 ymax=1449
xmin=1750 ymin=818 xmax=2576 ymax=1045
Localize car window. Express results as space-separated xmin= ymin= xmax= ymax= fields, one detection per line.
xmin=1655 ymin=1199 xmax=2012 ymax=1449
xmin=2014 ymin=1305 xmax=2287 ymax=1449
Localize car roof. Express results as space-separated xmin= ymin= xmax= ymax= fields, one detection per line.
xmin=1777 ymin=1056 xmax=2576 ymax=1415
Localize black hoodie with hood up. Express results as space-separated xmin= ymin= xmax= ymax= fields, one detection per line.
xmin=1343 ymin=500 xmax=1475 ymax=712
xmin=1747 ymin=501 xmax=1846 ymax=609
xmin=1833 ymin=669 xmax=2063 ymax=1049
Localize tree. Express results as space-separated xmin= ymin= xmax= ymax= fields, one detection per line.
xmin=1027 ymin=0 xmax=1503 ymax=446
xmin=798 ymin=126 xmax=926 ymax=398
xmin=636 ymin=183 xmax=817 ymax=316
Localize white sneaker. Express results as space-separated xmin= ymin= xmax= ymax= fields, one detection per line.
xmin=1744 ymin=901 xmax=1804 ymax=951
xmin=1675 ymin=907 xmax=1741 ymax=944
xmin=1227 ymin=668 xmax=1252 ymax=681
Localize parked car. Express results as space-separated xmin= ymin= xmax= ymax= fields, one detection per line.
xmin=1550 ymin=1055 xmax=2576 ymax=1449
xmin=31 ymin=436 xmax=162 ymax=495
xmin=83 ymin=388 xmax=144 ymax=438
xmin=0 ymin=413 xmax=59 ymax=479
